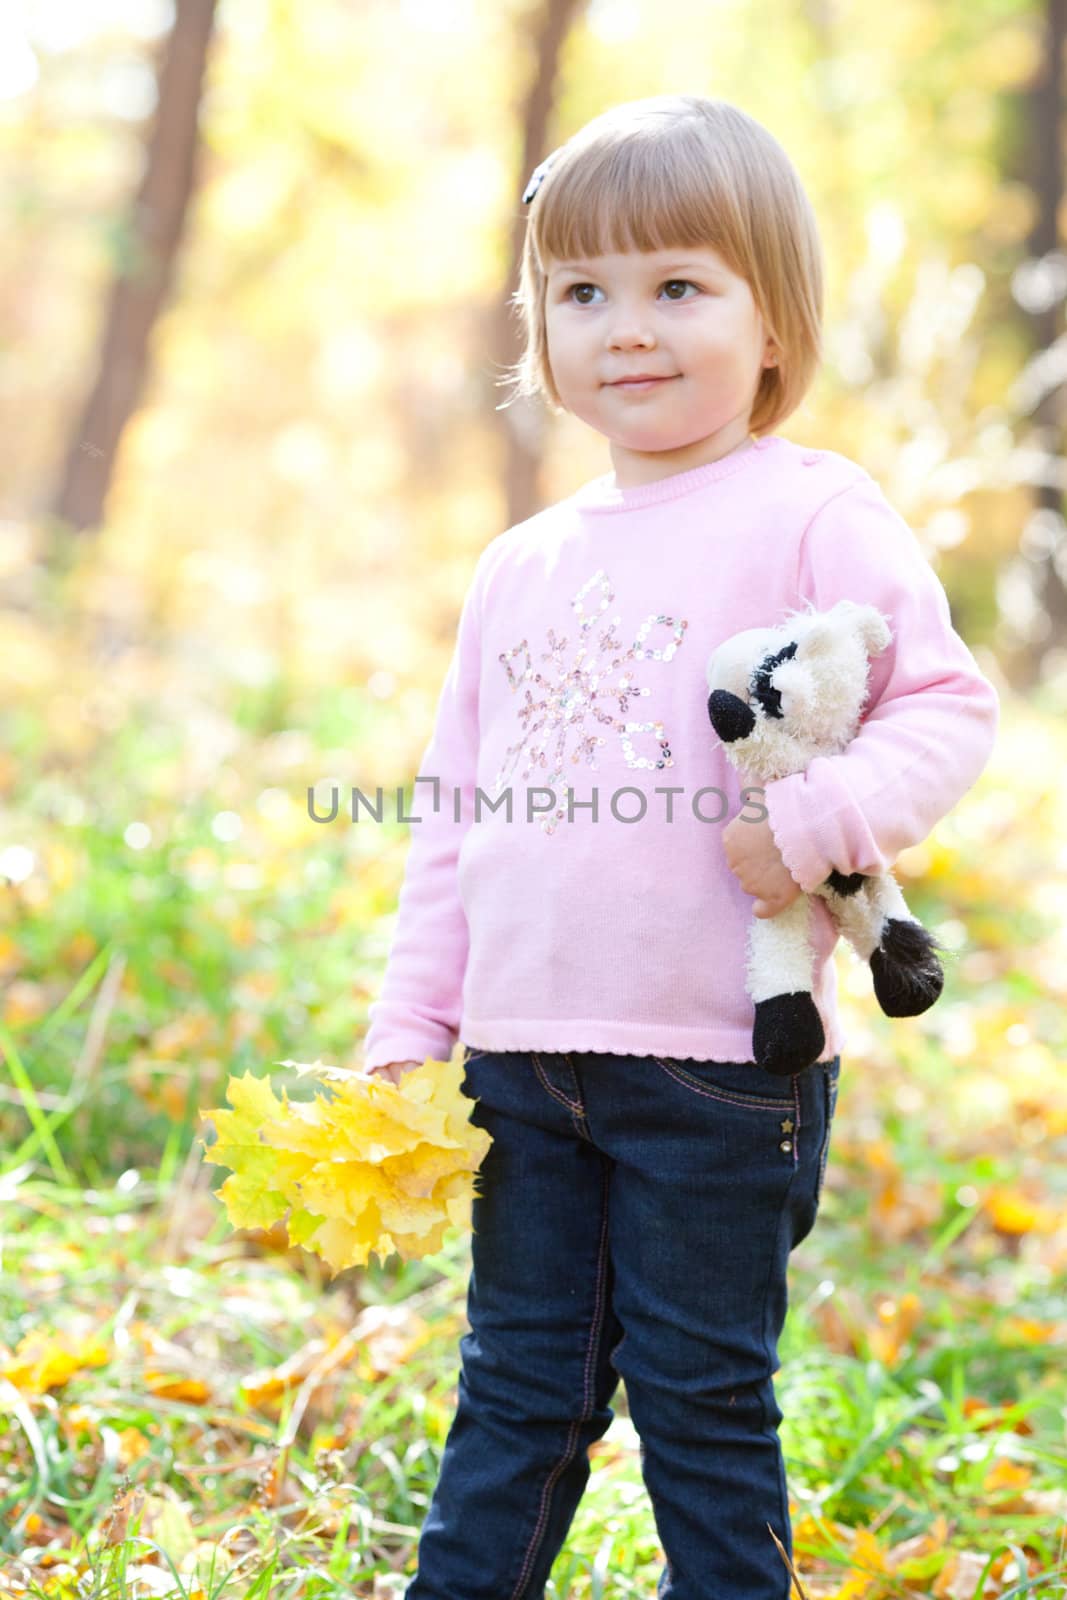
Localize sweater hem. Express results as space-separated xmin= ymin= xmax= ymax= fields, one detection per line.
xmin=459 ymin=1015 xmax=844 ymax=1066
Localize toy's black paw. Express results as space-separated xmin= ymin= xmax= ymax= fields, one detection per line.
xmin=753 ymin=993 xmax=826 ymax=1076
xmin=870 ymin=918 xmax=945 ymax=1017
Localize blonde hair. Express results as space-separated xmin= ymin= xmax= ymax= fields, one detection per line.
xmin=499 ymin=95 xmax=823 ymax=436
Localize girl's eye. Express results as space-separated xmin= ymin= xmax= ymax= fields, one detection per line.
xmin=564 ymin=278 xmax=699 ymax=305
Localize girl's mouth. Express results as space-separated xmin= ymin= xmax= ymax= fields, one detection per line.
xmin=609 ymin=376 xmax=678 ymax=392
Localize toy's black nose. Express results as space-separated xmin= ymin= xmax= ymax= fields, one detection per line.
xmin=708 ymin=689 xmax=756 ymax=742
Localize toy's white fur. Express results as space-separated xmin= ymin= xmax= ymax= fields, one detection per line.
xmin=746 ymin=897 xmax=813 ymax=1004
xmin=708 ymin=599 xmax=891 ymax=781
xmin=707 ymin=599 xmax=944 ymax=1074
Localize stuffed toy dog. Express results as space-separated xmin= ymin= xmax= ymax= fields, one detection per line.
xmin=707 ymin=598 xmax=945 ymax=1077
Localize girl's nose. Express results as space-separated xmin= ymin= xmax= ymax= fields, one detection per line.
xmin=607 ymin=327 xmax=656 ymax=349
xmin=606 ymin=306 xmax=657 ymax=347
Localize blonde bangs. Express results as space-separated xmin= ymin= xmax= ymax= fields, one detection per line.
xmin=533 ymin=138 xmax=747 ymax=270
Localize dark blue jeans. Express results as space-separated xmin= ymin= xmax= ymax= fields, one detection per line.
xmin=405 ymin=1047 xmax=841 ymax=1600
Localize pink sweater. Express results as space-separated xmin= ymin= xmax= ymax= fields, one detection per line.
xmin=361 ymin=434 xmax=1000 ymax=1070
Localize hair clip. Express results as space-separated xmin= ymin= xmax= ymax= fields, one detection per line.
xmin=522 ymin=149 xmax=560 ymax=205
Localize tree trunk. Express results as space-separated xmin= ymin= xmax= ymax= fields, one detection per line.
xmin=489 ymin=0 xmax=588 ymax=531
xmin=1019 ymin=0 xmax=1067 ymax=684
xmin=48 ymin=0 xmax=219 ymax=540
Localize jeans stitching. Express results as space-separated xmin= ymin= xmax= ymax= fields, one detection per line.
xmin=531 ymin=1052 xmax=585 ymax=1117
xmin=650 ymin=1056 xmax=795 ymax=1112
xmin=815 ymin=1068 xmax=838 ymax=1205
xmin=508 ymin=1153 xmax=611 ymax=1598
xmin=561 ymin=1053 xmax=592 ymax=1140
xmin=757 ymin=1162 xmax=800 ymax=1590
xmin=560 ymin=1053 xmax=586 ymax=1115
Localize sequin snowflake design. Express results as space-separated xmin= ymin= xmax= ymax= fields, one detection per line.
xmin=492 ymin=569 xmax=688 ymax=835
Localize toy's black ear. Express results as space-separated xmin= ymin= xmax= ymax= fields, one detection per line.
xmin=708 ymin=689 xmax=756 ymax=742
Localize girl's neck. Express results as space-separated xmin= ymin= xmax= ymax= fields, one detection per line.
xmin=573 ymin=434 xmax=779 ymax=514
xmin=608 ymin=421 xmax=758 ymax=491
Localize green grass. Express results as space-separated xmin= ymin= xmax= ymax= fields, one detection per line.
xmin=2 ymin=599 xmax=1066 ymax=1596
xmin=2 ymin=1001 xmax=1065 ymax=1597
xmin=1 ymin=1154 xmax=1065 ymax=1597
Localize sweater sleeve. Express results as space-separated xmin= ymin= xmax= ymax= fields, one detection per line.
xmin=360 ymin=550 xmax=488 ymax=1071
xmin=762 ymin=473 xmax=1000 ymax=895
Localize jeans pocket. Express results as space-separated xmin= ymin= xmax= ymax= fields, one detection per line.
xmin=651 ymin=1055 xmax=797 ymax=1112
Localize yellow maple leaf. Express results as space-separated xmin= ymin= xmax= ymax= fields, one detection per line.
xmin=985 ymin=1186 xmax=1059 ymax=1235
xmin=830 ymin=1526 xmax=892 ymax=1600
xmin=198 ymin=1056 xmax=493 ymax=1271
xmin=983 ymin=1457 xmax=1031 ymax=1491
xmin=868 ymin=1290 xmax=923 ymax=1364
xmin=144 ymin=1371 xmax=212 ymax=1402
xmin=1 ymin=1329 xmax=110 ymax=1397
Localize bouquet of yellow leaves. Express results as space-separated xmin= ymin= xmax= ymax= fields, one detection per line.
xmin=197 ymin=1056 xmax=493 ymax=1274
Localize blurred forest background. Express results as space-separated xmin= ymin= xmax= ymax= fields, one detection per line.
xmin=1 ymin=0 xmax=1066 ymax=1595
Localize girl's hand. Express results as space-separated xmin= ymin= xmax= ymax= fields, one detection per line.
xmin=722 ymin=813 xmax=803 ymax=919
xmin=365 ymin=1059 xmax=422 ymax=1087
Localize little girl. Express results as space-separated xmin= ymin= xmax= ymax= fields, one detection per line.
xmin=361 ymin=95 xmax=999 ymax=1600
